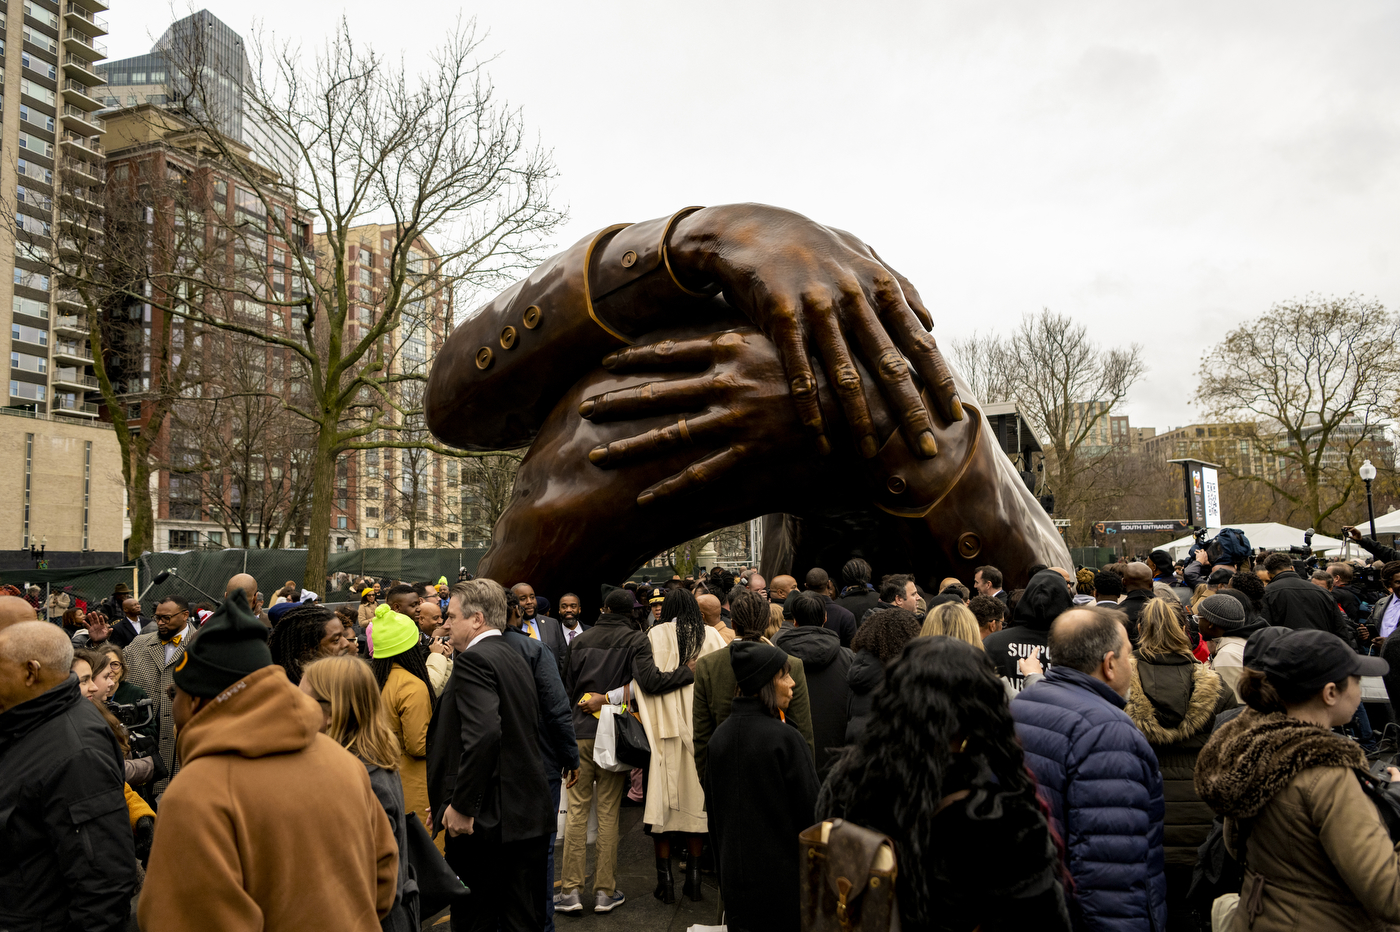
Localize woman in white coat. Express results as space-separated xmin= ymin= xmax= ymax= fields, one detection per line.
xmin=631 ymin=587 xmax=726 ymax=904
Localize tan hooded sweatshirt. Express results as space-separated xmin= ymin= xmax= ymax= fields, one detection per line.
xmin=138 ymin=665 xmax=398 ymax=932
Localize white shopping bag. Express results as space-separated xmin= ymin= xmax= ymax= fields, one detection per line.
xmin=594 ymin=704 xmax=633 ymax=773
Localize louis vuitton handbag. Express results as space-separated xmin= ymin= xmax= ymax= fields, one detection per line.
xmin=799 ymin=819 xmax=900 ymax=931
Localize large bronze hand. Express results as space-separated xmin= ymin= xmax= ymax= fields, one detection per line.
xmin=668 ymin=205 xmax=963 ymax=459
xmin=578 ymin=329 xmax=798 ymax=506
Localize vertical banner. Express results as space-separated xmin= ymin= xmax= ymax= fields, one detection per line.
xmin=1202 ymin=466 xmax=1221 ymax=527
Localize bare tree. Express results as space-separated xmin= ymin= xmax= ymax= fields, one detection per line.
xmin=457 ymin=452 xmax=524 ymax=548
xmin=123 ymin=19 xmax=561 ymax=585
xmin=1196 ymin=295 xmax=1400 ymax=529
xmin=13 ymin=136 xmax=219 ymax=558
xmin=953 ymin=309 xmax=1146 ymax=544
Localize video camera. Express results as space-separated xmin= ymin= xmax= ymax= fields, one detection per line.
xmin=106 ymin=697 xmax=154 ymax=730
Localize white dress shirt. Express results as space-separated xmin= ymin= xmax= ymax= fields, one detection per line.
xmin=467 ymin=627 xmax=503 ymax=650
xmin=163 ymin=623 xmax=193 ymax=665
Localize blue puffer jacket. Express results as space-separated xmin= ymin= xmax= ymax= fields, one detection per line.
xmin=1012 ymin=666 xmax=1167 ymax=932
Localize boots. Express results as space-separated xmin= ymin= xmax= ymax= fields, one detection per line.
xmin=653 ymin=855 xmax=675 ymax=904
xmin=683 ymin=858 xmax=703 ymax=902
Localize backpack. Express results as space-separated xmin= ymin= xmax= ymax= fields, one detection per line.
xmin=1215 ymin=528 xmax=1253 ymax=566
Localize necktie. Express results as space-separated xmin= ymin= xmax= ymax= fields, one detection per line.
xmin=526 ymin=623 xmax=539 ymax=641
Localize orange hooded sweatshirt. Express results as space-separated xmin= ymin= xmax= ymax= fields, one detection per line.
xmin=137 ymin=664 xmax=398 ymax=932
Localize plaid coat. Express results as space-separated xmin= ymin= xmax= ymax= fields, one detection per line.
xmin=123 ymin=627 xmax=192 ymax=796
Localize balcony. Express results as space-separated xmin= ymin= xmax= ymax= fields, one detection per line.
xmin=53 ymin=397 xmax=99 ymax=417
xmin=61 ymin=105 xmax=104 ymax=135
xmin=61 ymin=79 xmax=105 ymax=110
xmin=60 ymin=183 xmax=102 ymax=212
xmin=59 ymin=212 xmax=101 ymax=237
xmin=62 ymin=31 xmax=107 ymax=62
xmin=54 ymin=315 xmax=87 ymax=336
xmin=66 ymin=0 xmax=108 ymax=13
xmin=57 ymin=235 xmax=99 ymax=259
xmin=60 ymin=157 xmax=102 ymax=186
xmin=61 ymin=133 xmax=103 ymax=156
xmin=62 ymin=57 xmax=104 ymax=85
xmin=55 ymin=290 xmax=84 ymax=313
xmin=54 ymin=339 xmax=94 ymax=364
xmin=62 ymin=4 xmax=107 ymax=35
xmin=53 ymin=370 xmax=98 ymax=391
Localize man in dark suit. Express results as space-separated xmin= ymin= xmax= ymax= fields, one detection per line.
xmin=502 ymin=619 xmax=579 ymax=932
xmin=511 ymin=583 xmax=568 ymax=675
xmin=974 ymin=565 xmax=1009 ymax=607
xmin=429 ymin=578 xmax=555 ymax=932
xmin=109 ymin=597 xmax=151 ymax=648
xmin=782 ymin=568 xmax=857 ymax=648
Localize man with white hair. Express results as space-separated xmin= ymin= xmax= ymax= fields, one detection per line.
xmin=0 ymin=621 xmax=138 ymax=931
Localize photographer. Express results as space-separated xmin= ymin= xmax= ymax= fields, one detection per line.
xmin=1328 ymin=562 xmax=1365 ymax=624
xmin=1345 ymin=526 xmax=1400 ymax=565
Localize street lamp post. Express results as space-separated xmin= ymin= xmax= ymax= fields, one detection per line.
xmin=1360 ymin=459 xmax=1378 ymax=541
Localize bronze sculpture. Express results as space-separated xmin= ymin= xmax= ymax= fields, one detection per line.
xmin=426 ymin=204 xmax=1070 ymax=606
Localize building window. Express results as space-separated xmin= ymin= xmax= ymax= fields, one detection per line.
xmin=10 ymin=379 xmax=45 ymax=401
xmin=12 ymin=296 xmax=48 ymax=320
xmin=336 ymin=516 xmax=347 ymax=529
xmin=447 ymin=532 xmax=457 ymax=543
xmin=387 ymin=529 xmax=395 ymax=541
xmin=365 ymin=527 xmax=379 ymax=539
xmin=366 ymin=487 xmax=379 ymax=499
xmin=207 ymin=532 xmax=223 ymax=545
xmin=365 ymin=507 xmax=378 ymax=518
xmin=11 ymin=323 xmax=47 ymax=346
xmin=168 ymin=530 xmax=198 ymax=549
xmin=11 ymin=351 xmax=46 ymax=373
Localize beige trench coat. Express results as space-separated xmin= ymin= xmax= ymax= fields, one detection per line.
xmin=631 ymin=622 xmax=726 ymax=834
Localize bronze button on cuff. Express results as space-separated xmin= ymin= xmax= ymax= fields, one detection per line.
xmin=523 ymin=305 xmax=542 ymax=329
xmin=475 ymin=347 xmax=494 ymax=370
xmin=620 ymin=250 xmax=638 ymax=268
xmin=500 ymin=326 xmax=517 ymax=349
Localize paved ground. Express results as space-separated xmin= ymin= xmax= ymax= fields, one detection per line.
xmin=427 ymin=803 xmax=724 ymax=931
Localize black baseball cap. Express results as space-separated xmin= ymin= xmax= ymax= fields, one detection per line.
xmin=1257 ymin=629 xmax=1387 ymax=693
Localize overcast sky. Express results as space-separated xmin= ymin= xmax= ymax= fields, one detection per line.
xmin=110 ymin=2 xmax=1400 ymax=433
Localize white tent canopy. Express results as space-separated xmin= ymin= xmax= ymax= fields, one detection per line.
xmin=1367 ymin=508 xmax=1400 ymax=537
xmin=1162 ymin=523 xmax=1345 ymax=561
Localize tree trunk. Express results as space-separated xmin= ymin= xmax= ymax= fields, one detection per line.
xmin=303 ymin=426 xmax=337 ymax=591
xmin=126 ymin=452 xmax=155 ymax=561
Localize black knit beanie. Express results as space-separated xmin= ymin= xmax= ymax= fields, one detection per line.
xmin=731 ymin=639 xmax=788 ymax=695
xmin=172 ymin=589 xmax=274 ymax=698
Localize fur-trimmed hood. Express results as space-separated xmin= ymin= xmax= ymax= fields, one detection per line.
xmin=1125 ymin=655 xmax=1222 ymax=746
xmin=1194 ymin=708 xmax=1366 ymax=820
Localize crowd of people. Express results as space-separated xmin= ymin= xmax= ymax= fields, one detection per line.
xmin=3 ymin=524 xmax=1400 ymax=931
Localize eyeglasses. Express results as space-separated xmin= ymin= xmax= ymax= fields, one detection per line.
xmin=154 ymin=611 xmax=188 ymax=622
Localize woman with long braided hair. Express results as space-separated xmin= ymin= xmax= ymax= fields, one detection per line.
xmin=630 ymin=586 xmax=726 ymax=903
xmin=366 ymin=603 xmax=435 ymax=839
xmin=269 ymin=605 xmax=349 ymax=685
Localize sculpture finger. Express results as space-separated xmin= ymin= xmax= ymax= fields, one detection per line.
xmin=868 ymin=248 xmax=935 ymax=331
xmin=843 ymin=287 xmax=939 ymax=458
xmin=768 ymin=301 xmax=829 ymax=454
xmin=601 ymin=337 xmax=720 ymax=373
xmin=636 ymin=447 xmax=745 ymax=507
xmin=880 ymin=292 xmax=964 ymax=424
xmin=586 ymin=411 xmax=727 ymax=468
xmin=810 ymin=297 xmax=879 ymax=459
xmin=578 ymin=377 xmax=714 ymax=422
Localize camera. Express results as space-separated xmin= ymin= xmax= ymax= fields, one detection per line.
xmin=106 ymin=697 xmax=154 ymax=730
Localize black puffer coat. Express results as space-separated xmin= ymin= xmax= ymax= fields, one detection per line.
xmin=773 ymin=625 xmax=852 ymax=777
xmin=0 ymin=676 xmax=138 ymax=932
xmin=1124 ymin=654 xmax=1235 ymax=867
xmin=843 ymin=649 xmax=884 ymax=744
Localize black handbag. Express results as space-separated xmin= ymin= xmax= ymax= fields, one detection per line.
xmin=408 ymin=814 xmax=471 ymax=918
xmin=614 ymin=705 xmax=651 ymax=770
xmin=1356 ymin=767 xmax=1400 ymax=842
